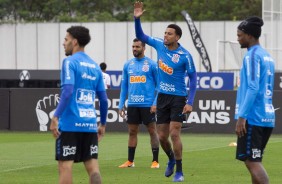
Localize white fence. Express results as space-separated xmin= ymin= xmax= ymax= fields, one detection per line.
xmin=0 ymin=21 xmax=280 ymax=72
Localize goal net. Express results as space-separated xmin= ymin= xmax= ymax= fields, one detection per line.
xmin=216 ymin=40 xmax=246 ymax=72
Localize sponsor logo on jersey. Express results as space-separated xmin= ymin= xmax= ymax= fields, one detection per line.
xmin=79 ymin=108 xmax=95 ymax=118
xmin=75 ymin=122 xmax=97 ymax=129
xmin=130 ymin=75 xmax=146 ymax=83
xmin=80 ymin=62 xmax=96 ymax=68
xmin=172 ymin=54 xmax=180 ymax=63
xmin=159 ymin=81 xmax=175 ymax=92
xmin=130 ymin=95 xmax=145 ymax=103
xmin=65 ymin=60 xmax=71 ymax=80
xmin=82 ymin=72 xmax=96 ymax=80
xmin=63 ymin=146 xmax=76 ymax=156
xmin=76 ymin=89 xmax=95 ymax=104
xmin=159 ymin=60 xmax=173 ymax=75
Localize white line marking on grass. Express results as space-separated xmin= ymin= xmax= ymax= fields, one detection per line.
xmin=0 ymin=163 xmax=54 ymax=173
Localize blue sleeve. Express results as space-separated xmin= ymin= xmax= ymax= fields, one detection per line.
xmin=54 ymin=84 xmax=74 ymax=117
xmin=187 ymin=72 xmax=197 ymax=106
xmin=134 ymin=17 xmax=149 ymax=43
xmin=152 ymin=61 xmax=158 ymax=106
xmin=238 ymin=54 xmax=260 ymax=118
xmin=96 ymin=91 xmax=108 ymax=125
xmin=118 ymin=63 xmax=129 ymax=109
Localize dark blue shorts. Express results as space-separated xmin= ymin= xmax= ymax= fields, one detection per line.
xmin=156 ymin=93 xmax=186 ymax=124
xmin=236 ymin=122 xmax=273 ymax=162
xmin=126 ymin=107 xmax=156 ymax=125
xmin=56 ymin=131 xmax=98 ymax=162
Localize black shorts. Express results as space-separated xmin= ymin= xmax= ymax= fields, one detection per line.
xmin=236 ymin=122 xmax=273 ymax=162
xmin=55 ymin=131 xmax=98 ymax=162
xmin=126 ymin=107 xmax=155 ymax=125
xmin=157 ymin=93 xmax=186 ymax=124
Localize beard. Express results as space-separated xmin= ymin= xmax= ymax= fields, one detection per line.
xmin=133 ymin=51 xmax=141 ymax=57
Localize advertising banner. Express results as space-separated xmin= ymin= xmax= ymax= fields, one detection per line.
xmin=0 ymin=89 xmax=10 ymax=129
xmin=274 ymin=72 xmax=282 ymax=90
xmin=108 ymin=71 xmax=234 ymax=90
xmin=8 ymin=89 xmax=282 ymax=134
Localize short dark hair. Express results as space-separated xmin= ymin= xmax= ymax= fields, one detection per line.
xmin=133 ymin=38 xmax=145 ymax=47
xmin=100 ymin=62 xmax=107 ymax=70
xmin=167 ymin=24 xmax=182 ymax=38
xmin=67 ymin=26 xmax=91 ymax=47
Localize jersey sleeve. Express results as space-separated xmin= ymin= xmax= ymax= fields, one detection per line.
xmin=118 ymin=62 xmax=129 ymax=109
xmin=238 ymin=53 xmax=260 ymax=118
xmin=61 ymin=58 xmax=75 ymax=85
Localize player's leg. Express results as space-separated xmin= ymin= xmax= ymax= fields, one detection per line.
xmin=81 ymin=132 xmax=101 ymax=184
xmin=58 ymin=160 xmax=73 ymax=184
xmin=236 ymin=123 xmax=273 ymax=184
xmin=55 ymin=132 xmax=76 ymax=184
xmin=119 ymin=107 xmax=140 ymax=168
xmin=169 ymin=95 xmax=186 ymax=182
xmin=84 ymin=159 xmax=101 ymax=184
xmin=245 ymin=160 xmax=269 ymax=184
xmin=142 ymin=107 xmax=160 ymax=168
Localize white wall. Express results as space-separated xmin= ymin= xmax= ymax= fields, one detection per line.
xmin=1 ymin=21 xmax=277 ymax=72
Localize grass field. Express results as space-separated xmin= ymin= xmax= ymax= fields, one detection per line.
xmin=0 ymin=132 xmax=282 ymax=184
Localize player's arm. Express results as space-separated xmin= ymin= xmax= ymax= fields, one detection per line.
xmin=134 ymin=1 xmax=149 ymax=43
xmin=118 ymin=63 xmax=129 ymax=118
xmin=50 ymin=59 xmax=75 ymax=138
xmin=183 ymin=55 xmax=197 ymax=114
xmin=237 ymin=54 xmax=260 ymax=119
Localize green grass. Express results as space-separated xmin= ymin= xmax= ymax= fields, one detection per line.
xmin=0 ymin=132 xmax=282 ymax=184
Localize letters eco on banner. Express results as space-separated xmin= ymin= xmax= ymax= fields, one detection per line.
xmin=181 ymin=10 xmax=212 ymax=72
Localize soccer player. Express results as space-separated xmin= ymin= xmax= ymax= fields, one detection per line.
xmin=100 ymin=62 xmax=111 ymax=89
xmin=49 ymin=26 xmax=108 ymax=184
xmin=235 ymin=16 xmax=275 ymax=184
xmin=133 ymin=1 xmax=197 ymax=182
xmin=118 ymin=38 xmax=160 ymax=169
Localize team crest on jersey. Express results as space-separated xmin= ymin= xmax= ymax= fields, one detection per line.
xmin=142 ymin=64 xmax=149 ymax=72
xmin=172 ymin=54 xmax=180 ymax=63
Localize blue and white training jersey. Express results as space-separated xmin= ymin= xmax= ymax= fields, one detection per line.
xmin=147 ymin=37 xmax=196 ymax=96
xmin=235 ymin=44 xmax=275 ymax=127
xmin=59 ymin=51 xmax=105 ymax=132
xmin=118 ymin=56 xmax=158 ymax=109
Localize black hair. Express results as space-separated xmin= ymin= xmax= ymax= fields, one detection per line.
xmin=100 ymin=62 xmax=107 ymax=70
xmin=167 ymin=24 xmax=182 ymax=38
xmin=67 ymin=26 xmax=91 ymax=46
xmin=133 ymin=38 xmax=145 ymax=47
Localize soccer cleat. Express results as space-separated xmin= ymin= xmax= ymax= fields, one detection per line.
xmin=118 ymin=161 xmax=135 ymax=168
xmin=165 ymin=159 xmax=175 ymax=177
xmin=173 ymin=172 xmax=184 ymax=182
xmin=150 ymin=161 xmax=160 ymax=168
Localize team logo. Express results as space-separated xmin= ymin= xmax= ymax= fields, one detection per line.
xmin=19 ymin=70 xmax=30 ymax=81
xmin=142 ymin=64 xmax=149 ymax=72
xmin=172 ymin=54 xmax=180 ymax=63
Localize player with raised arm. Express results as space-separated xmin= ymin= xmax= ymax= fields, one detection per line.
xmin=133 ymin=1 xmax=197 ymax=182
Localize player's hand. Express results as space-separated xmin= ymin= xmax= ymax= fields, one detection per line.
xmin=119 ymin=108 xmax=126 ymax=119
xmin=235 ymin=117 xmax=246 ymax=138
xmin=182 ymin=104 xmax=192 ymax=114
xmin=98 ymin=124 xmax=106 ymax=142
xmin=50 ymin=116 xmax=60 ymax=138
xmin=134 ymin=1 xmax=145 ymax=18
xmin=150 ymin=105 xmax=156 ymax=113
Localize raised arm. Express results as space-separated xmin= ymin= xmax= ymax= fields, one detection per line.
xmin=134 ymin=1 xmax=149 ymax=43
xmin=134 ymin=1 xmax=145 ymax=18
